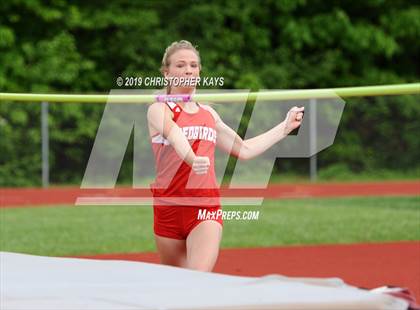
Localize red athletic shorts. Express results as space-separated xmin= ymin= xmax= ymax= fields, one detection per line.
xmin=153 ymin=205 xmax=223 ymax=240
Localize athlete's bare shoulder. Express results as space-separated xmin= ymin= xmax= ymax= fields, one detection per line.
xmin=147 ymin=102 xmax=175 ymax=137
xmin=148 ymin=101 xmax=167 ymax=111
xmin=147 ymin=101 xmax=173 ymax=119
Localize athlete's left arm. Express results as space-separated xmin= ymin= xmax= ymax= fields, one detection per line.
xmin=205 ymin=105 xmax=304 ymax=160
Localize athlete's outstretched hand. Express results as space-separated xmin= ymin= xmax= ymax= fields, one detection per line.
xmin=192 ymin=156 xmax=210 ymax=175
xmin=284 ymin=106 xmax=304 ymax=135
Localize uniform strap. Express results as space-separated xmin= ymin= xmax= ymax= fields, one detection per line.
xmin=165 ymin=101 xmax=182 ymax=122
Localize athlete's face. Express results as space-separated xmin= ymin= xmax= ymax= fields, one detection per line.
xmin=165 ymin=49 xmax=201 ymax=80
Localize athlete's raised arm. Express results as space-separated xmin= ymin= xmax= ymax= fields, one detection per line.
xmin=147 ymin=102 xmax=210 ymax=174
xmin=204 ymin=105 xmax=304 ymax=160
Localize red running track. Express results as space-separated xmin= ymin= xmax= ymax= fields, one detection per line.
xmin=1 ymin=180 xmax=419 ymax=207
xmin=80 ymin=241 xmax=420 ymax=302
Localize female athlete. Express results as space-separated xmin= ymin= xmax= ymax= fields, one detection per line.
xmin=147 ymin=40 xmax=304 ymax=272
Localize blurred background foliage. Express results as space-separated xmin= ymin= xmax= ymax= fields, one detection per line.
xmin=0 ymin=0 xmax=419 ymax=186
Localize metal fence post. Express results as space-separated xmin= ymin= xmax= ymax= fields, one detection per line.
xmin=41 ymin=101 xmax=49 ymax=187
xmin=309 ymin=98 xmax=317 ymax=182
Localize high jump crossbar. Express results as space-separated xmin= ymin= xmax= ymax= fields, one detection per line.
xmin=0 ymin=83 xmax=419 ymax=104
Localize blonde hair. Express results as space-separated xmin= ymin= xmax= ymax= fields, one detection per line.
xmin=160 ymin=40 xmax=201 ymax=75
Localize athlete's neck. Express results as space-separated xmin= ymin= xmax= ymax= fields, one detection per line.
xmin=169 ymin=87 xmax=195 ymax=96
xmin=168 ymin=88 xmax=198 ymax=113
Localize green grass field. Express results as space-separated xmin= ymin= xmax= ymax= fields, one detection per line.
xmin=1 ymin=196 xmax=418 ymax=256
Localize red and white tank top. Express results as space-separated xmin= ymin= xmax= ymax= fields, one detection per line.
xmin=150 ymin=101 xmax=220 ymax=207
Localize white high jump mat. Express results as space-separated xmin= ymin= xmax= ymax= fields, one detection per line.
xmin=0 ymin=252 xmax=408 ymax=309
